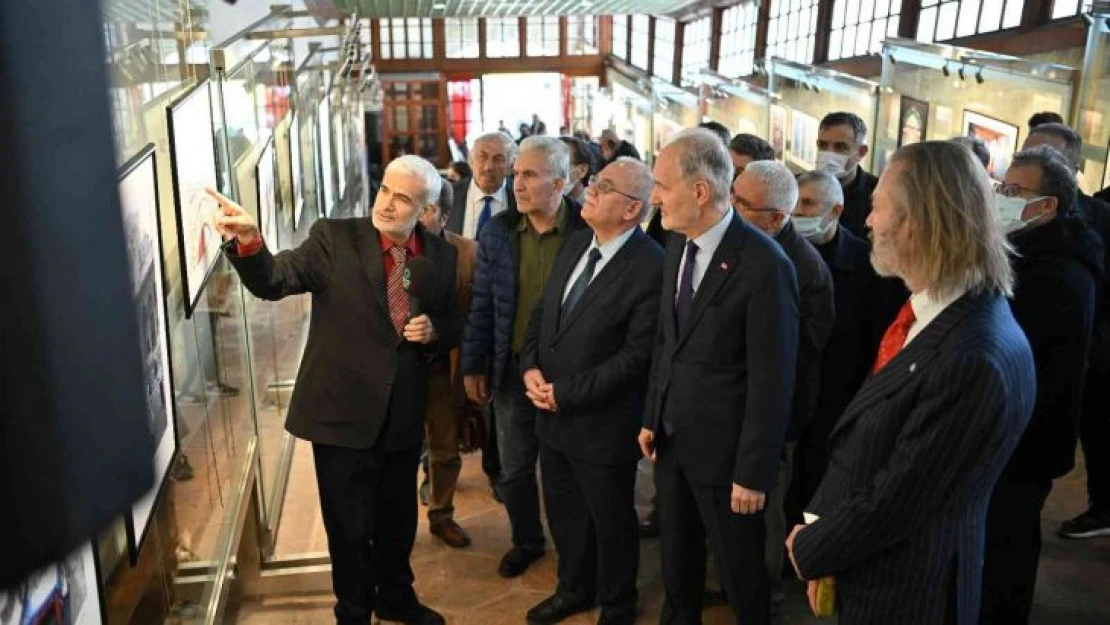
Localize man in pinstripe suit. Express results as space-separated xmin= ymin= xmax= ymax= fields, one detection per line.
xmin=785 ymin=142 xmax=1036 ymax=625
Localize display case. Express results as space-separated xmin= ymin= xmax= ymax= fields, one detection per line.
xmin=768 ymin=57 xmax=881 ymax=172
xmin=652 ymin=79 xmax=699 ymax=159
xmin=874 ymin=38 xmax=1078 ymax=179
xmin=606 ymin=64 xmax=654 ymax=162
xmin=1074 ymin=11 xmax=1110 ymax=195
xmin=698 ymin=69 xmax=774 ymax=142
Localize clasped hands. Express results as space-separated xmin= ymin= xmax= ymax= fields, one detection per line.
xmin=523 ymin=368 xmax=558 ymax=412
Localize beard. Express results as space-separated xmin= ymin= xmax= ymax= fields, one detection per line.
xmin=869 ymin=233 xmax=901 ymax=278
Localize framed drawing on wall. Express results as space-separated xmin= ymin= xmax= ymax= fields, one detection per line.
xmin=167 ymin=80 xmax=223 ymax=317
xmin=963 ymin=110 xmax=1019 ymax=181
xmin=256 ymin=135 xmax=279 ymax=249
xmin=789 ymin=109 xmax=819 ymax=170
xmin=1 ymin=541 xmax=106 ymax=624
xmin=770 ymin=104 xmax=788 ymax=160
xmin=898 ymin=96 xmax=929 ymax=147
xmin=117 ymin=144 xmax=178 ymax=565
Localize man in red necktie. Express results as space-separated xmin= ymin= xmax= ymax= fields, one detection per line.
xmin=207 ymin=154 xmax=460 ymax=625
xmin=784 ymin=142 xmax=1036 ymax=625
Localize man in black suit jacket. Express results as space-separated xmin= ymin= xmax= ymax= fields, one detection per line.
xmin=731 ymin=161 xmax=835 ymax=618
xmin=208 ymin=155 xmax=461 ymax=625
xmin=445 ymin=131 xmax=518 ymax=238
xmin=786 ymin=142 xmax=1035 ymax=625
xmin=639 ymin=128 xmax=800 ymax=625
xmin=816 ymin=112 xmax=879 ymax=239
xmin=519 ymin=157 xmax=662 ymax=625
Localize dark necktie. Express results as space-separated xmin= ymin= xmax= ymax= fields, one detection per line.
xmin=476 ymin=196 xmax=493 ymax=236
xmin=386 ymin=246 xmax=409 ymax=335
xmin=562 ymin=248 xmax=602 ymax=321
xmin=675 ymin=240 xmax=699 ymax=335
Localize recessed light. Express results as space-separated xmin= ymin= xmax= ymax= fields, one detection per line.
xmin=432 ymin=2 xmax=446 ymax=9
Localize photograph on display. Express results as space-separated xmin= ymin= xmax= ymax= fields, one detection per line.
xmin=963 ymin=110 xmax=1019 ymax=181
xmin=290 ymin=112 xmax=304 ymax=228
xmin=318 ymin=97 xmax=335 ymax=217
xmin=789 ymin=110 xmax=819 ymax=170
xmin=167 ymin=80 xmax=222 ymax=317
xmin=256 ymin=135 xmax=279 ymax=249
xmin=898 ymin=96 xmax=929 ymax=147
xmin=1 ymin=542 xmax=104 ymax=625
xmin=652 ymin=114 xmax=684 ymax=159
xmin=769 ymin=105 xmax=787 ymax=161
xmin=117 ymin=145 xmax=178 ymax=563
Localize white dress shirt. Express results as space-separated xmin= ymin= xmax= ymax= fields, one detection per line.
xmin=903 ymin=287 xmax=966 ymax=347
xmin=561 ymin=227 xmax=638 ymax=304
xmin=463 ymin=178 xmax=508 ymax=239
xmin=676 ymin=209 xmax=734 ymax=298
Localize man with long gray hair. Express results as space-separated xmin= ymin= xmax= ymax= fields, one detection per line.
xmin=639 ymin=128 xmax=800 ymax=624
xmin=786 ymin=141 xmax=1036 ymax=624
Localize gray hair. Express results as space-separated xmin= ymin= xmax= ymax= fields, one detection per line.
xmin=949 ymin=135 xmax=991 ymax=168
xmin=612 ymin=156 xmax=654 ymax=220
xmin=519 ymin=135 xmax=570 ymax=183
xmin=1028 ymin=122 xmax=1082 ymax=173
xmin=665 ymin=127 xmax=733 ymax=208
xmin=797 ymin=170 xmax=844 ymax=211
xmin=471 ymin=131 xmax=517 ymax=162
xmin=743 ymin=161 xmax=799 ymax=213
xmin=385 ymin=155 xmax=442 ymax=208
xmin=1011 ymin=145 xmax=1078 ymax=216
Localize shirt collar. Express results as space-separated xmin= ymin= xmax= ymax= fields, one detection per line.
xmin=908 ymin=287 xmax=965 ymax=332
xmin=378 ymin=229 xmax=420 ymax=256
xmin=471 ymin=177 xmax=507 ymax=206
xmin=591 ymin=226 xmax=637 ymax=259
xmin=517 ymin=200 xmax=568 ymax=233
xmin=690 ymin=209 xmax=734 ymax=251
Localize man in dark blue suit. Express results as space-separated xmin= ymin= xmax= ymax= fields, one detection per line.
xmin=786 ymin=142 xmax=1036 ymax=625
xmin=519 ymin=158 xmax=663 ymax=625
xmin=640 ymin=128 xmax=800 ymax=625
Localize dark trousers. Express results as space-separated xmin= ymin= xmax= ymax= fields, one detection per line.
xmin=1079 ymin=360 xmax=1110 ymax=512
xmin=482 ymin=402 xmax=501 ymax=479
xmin=541 ymin=445 xmax=639 ymax=622
xmin=492 ymin=368 xmax=545 ymax=551
xmin=655 ymin=434 xmax=770 ymax=625
xmin=424 ymin=370 xmax=460 ymax=522
xmin=312 ymin=442 xmax=422 ymax=625
xmin=980 ymin=476 xmax=1052 ymax=625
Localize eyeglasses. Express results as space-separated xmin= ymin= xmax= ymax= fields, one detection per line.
xmin=732 ymin=193 xmax=788 ymax=214
xmin=587 ymin=175 xmax=639 ymax=201
xmin=996 ymin=182 xmax=1041 ymax=198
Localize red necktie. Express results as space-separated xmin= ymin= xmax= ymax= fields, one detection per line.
xmin=872 ymin=300 xmax=916 ymax=374
xmin=387 ymin=246 xmax=410 ymax=335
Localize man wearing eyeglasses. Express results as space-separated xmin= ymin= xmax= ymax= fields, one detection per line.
xmin=732 ymin=161 xmax=835 ymax=621
xmin=980 ymin=145 xmax=1103 ymax=624
xmin=518 ymin=158 xmax=663 ymax=625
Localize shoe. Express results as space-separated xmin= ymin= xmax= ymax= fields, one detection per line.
xmin=171 ymin=455 xmax=194 ymax=482
xmin=638 ymin=512 xmax=659 ymax=539
xmin=429 ymin=519 xmax=471 ymax=548
xmin=498 ymin=547 xmax=544 ymax=578
xmin=526 ymin=593 xmax=592 ymax=625
xmin=374 ymin=602 xmax=445 ymax=625
xmin=1059 ymin=509 xmax=1110 ymax=539
xmin=419 ymin=479 xmax=430 ymax=507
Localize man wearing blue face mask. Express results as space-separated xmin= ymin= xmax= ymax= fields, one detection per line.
xmin=732 ymin=162 xmax=835 ymax=620
xmin=815 ymin=112 xmax=878 ymax=239
xmin=981 ymin=145 xmax=1104 ymax=625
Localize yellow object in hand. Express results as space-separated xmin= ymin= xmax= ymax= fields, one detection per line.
xmin=815 ymin=576 xmax=836 ymax=617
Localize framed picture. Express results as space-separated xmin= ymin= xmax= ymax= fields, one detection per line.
xmin=290 ymin=112 xmax=304 ymax=229
xmin=167 ymin=80 xmax=222 ymax=318
xmin=898 ymin=96 xmax=929 ymax=147
xmin=789 ymin=109 xmax=819 ymax=170
xmin=1 ymin=541 xmax=106 ymax=624
xmin=318 ymin=96 xmax=335 ymax=217
xmin=770 ymin=104 xmax=787 ymax=161
xmin=256 ymin=135 xmax=279 ymax=249
xmin=117 ymin=144 xmax=179 ymax=565
xmin=963 ymin=110 xmax=1019 ymax=181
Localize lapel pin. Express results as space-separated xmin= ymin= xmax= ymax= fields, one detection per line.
xmin=909 ymin=362 xmax=917 ymax=373
xmin=720 ymin=262 xmax=729 ymax=271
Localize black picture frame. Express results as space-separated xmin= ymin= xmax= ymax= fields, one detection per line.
xmin=898 ymin=96 xmax=929 ymax=148
xmin=963 ymin=110 xmax=1020 ymax=182
xmin=166 ymin=78 xmax=223 ymax=318
xmin=256 ymin=134 xmax=279 ymax=250
xmin=116 ymin=143 xmax=180 ymax=566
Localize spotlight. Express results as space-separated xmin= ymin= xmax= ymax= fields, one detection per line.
xmin=975 ymin=68 xmax=984 ymax=84
xmin=942 ymin=62 xmax=950 ymax=77
xmin=958 ymin=65 xmax=965 ymax=80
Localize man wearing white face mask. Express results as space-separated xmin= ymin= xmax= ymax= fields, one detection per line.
xmin=815 ymin=112 xmax=878 ymax=239
xmin=982 ymin=145 xmax=1103 ymax=624
xmin=732 ymin=162 xmax=835 ymax=620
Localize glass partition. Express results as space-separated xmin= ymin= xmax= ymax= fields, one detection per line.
xmin=1073 ymin=13 xmax=1110 ymax=195
xmin=769 ymin=56 xmax=880 ymax=172
xmin=606 ymin=67 xmax=655 ymax=162
xmin=699 ymin=70 xmax=774 ymax=141
xmin=875 ymin=38 xmax=1077 ymax=178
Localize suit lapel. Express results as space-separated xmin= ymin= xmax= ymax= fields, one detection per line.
xmin=359 ymin=220 xmax=392 ymax=320
xmin=829 ymin=291 xmax=986 ymax=440
xmin=555 ymin=230 xmax=641 ymax=339
xmin=660 ymin=233 xmax=681 ymax=349
xmin=675 ymin=216 xmax=744 ymax=351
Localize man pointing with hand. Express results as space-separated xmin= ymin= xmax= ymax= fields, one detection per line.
xmin=209 ymin=154 xmax=461 ymax=625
